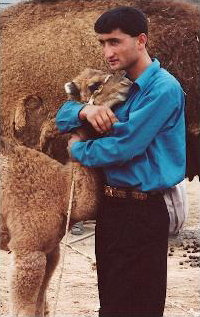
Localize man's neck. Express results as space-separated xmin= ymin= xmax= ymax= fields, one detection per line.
xmin=127 ymin=53 xmax=152 ymax=81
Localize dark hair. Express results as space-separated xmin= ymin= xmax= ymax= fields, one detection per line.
xmin=94 ymin=6 xmax=148 ymax=37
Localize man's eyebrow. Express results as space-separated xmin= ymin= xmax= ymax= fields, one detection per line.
xmin=98 ymin=38 xmax=121 ymax=44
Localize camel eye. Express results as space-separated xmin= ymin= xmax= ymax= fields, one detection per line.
xmin=88 ymin=81 xmax=102 ymax=93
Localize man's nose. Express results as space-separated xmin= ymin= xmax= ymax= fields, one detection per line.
xmin=103 ymin=44 xmax=115 ymax=59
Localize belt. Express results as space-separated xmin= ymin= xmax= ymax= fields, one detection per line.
xmin=104 ymin=185 xmax=163 ymax=201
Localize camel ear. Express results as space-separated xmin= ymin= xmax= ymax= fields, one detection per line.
xmin=64 ymin=81 xmax=80 ymax=98
xmin=14 ymin=95 xmax=42 ymax=132
xmin=14 ymin=98 xmax=26 ymax=132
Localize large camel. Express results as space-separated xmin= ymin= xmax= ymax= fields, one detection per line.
xmin=0 ymin=0 xmax=199 ymax=180
xmin=0 ymin=0 xmax=199 ymax=315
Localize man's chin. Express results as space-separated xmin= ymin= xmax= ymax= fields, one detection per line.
xmin=109 ymin=63 xmax=123 ymax=71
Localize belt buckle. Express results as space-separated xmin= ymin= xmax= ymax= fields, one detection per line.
xmin=132 ymin=191 xmax=147 ymax=200
xmin=105 ymin=186 xmax=113 ymax=197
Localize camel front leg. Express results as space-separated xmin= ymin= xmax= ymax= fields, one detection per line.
xmin=9 ymin=251 xmax=46 ymax=317
xmin=35 ymin=246 xmax=60 ymax=317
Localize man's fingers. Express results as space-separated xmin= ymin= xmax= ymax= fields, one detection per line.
xmin=100 ymin=110 xmax=117 ymax=131
xmin=96 ymin=115 xmax=111 ymax=132
xmin=98 ymin=108 xmax=118 ymax=132
xmin=106 ymin=108 xmax=118 ymax=124
xmin=86 ymin=106 xmax=118 ymax=133
xmin=91 ymin=114 xmax=113 ymax=133
xmin=90 ymin=119 xmax=103 ymax=133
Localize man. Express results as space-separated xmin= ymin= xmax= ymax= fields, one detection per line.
xmin=56 ymin=6 xmax=186 ymax=317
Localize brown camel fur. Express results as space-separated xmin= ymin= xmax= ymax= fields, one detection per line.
xmin=0 ymin=69 xmax=132 ymax=316
xmin=0 ymin=0 xmax=199 ymax=180
xmin=1 ymin=140 xmax=104 ymax=316
xmin=1 ymin=142 xmax=71 ymax=316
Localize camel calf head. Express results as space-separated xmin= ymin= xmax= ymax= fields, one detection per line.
xmin=64 ymin=68 xmax=132 ymax=108
xmin=40 ymin=69 xmax=132 ymax=155
xmin=63 ymin=68 xmax=132 ymax=141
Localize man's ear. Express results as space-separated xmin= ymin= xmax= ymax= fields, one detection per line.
xmin=137 ymin=33 xmax=148 ymax=49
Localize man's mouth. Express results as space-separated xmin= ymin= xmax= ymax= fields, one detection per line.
xmin=108 ymin=59 xmax=119 ymax=64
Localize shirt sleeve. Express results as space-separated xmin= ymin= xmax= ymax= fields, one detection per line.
xmin=55 ymin=101 xmax=85 ymax=132
xmin=71 ymin=81 xmax=185 ymax=167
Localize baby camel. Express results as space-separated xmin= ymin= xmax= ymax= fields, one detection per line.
xmin=41 ymin=68 xmax=132 ymax=220
xmin=1 ymin=69 xmax=132 ymax=317
xmin=1 ymin=143 xmax=72 ymax=317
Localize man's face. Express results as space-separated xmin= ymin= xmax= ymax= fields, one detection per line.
xmin=97 ymin=28 xmax=141 ymax=72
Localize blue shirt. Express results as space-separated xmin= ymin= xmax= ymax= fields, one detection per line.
xmin=56 ymin=59 xmax=186 ymax=191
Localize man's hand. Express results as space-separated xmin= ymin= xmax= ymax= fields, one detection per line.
xmin=67 ymin=133 xmax=83 ymax=161
xmin=79 ymin=105 xmax=118 ymax=133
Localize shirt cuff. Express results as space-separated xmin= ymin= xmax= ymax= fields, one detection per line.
xmin=70 ymin=141 xmax=84 ymax=160
xmin=56 ymin=101 xmax=85 ymax=132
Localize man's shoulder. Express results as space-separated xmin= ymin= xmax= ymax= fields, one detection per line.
xmin=146 ymin=67 xmax=183 ymax=100
xmin=143 ymin=67 xmax=185 ymax=106
xmin=155 ymin=67 xmax=182 ymax=90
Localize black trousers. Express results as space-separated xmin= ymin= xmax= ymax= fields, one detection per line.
xmin=95 ymin=194 xmax=169 ymax=317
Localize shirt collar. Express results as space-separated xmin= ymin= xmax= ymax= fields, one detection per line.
xmin=134 ymin=58 xmax=160 ymax=90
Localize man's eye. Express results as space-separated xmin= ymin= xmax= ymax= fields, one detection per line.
xmin=110 ymin=39 xmax=120 ymax=45
xmin=98 ymin=40 xmax=105 ymax=46
xmin=88 ymin=82 xmax=102 ymax=93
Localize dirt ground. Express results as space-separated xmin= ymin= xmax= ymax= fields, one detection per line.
xmin=0 ymin=177 xmax=199 ymax=317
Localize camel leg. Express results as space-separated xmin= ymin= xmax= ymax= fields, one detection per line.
xmin=35 ymin=246 xmax=60 ymax=317
xmin=9 ymin=251 xmax=46 ymax=317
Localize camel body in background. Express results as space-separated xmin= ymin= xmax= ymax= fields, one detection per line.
xmin=0 ymin=0 xmax=199 ymax=315
xmin=1 ymin=0 xmax=199 ymax=180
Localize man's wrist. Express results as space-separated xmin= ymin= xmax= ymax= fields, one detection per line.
xmin=78 ymin=105 xmax=87 ymax=121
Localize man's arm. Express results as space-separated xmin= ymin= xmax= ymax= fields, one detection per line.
xmin=69 ymin=81 xmax=185 ymax=167
xmin=79 ymin=105 xmax=118 ymax=133
xmin=55 ymin=101 xmax=85 ymax=132
xmin=55 ymin=101 xmax=118 ymax=133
